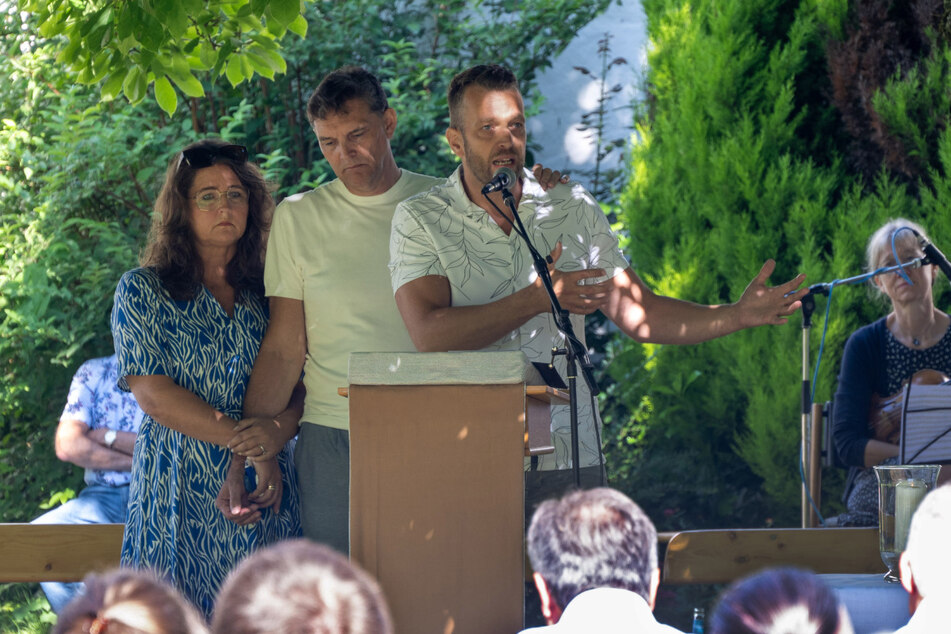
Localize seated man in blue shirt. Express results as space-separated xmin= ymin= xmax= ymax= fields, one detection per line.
xmin=31 ymin=354 xmax=142 ymax=613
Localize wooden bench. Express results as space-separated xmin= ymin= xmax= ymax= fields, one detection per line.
xmin=662 ymin=527 xmax=882 ymax=585
xmin=1 ymin=523 xmax=880 ymax=587
xmin=0 ymin=523 xmax=124 ymax=583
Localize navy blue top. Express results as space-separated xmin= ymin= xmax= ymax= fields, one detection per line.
xmin=833 ymin=316 xmax=951 ymax=497
xmin=832 ymin=318 xmax=890 ymax=469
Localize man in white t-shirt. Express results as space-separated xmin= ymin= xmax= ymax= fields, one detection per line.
xmin=219 ymin=67 xmax=440 ymax=552
xmin=223 ymin=66 xmax=564 ymax=552
xmin=389 ymin=64 xmax=807 ymax=506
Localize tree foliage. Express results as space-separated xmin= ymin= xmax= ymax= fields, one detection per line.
xmin=827 ymin=0 xmax=950 ymax=191
xmin=603 ymin=0 xmax=951 ymax=528
xmin=20 ymin=0 xmax=308 ymax=115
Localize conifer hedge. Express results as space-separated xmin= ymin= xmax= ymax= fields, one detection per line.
xmin=602 ymin=0 xmax=951 ymax=527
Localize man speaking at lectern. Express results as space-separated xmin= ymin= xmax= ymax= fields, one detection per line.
xmin=389 ymin=64 xmax=807 ymax=506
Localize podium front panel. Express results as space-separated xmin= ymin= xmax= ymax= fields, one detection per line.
xmin=349 ymin=383 xmax=526 ymax=634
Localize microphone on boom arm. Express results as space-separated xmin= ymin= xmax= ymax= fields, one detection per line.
xmin=481 ymin=166 xmax=517 ymax=195
xmin=916 ymin=234 xmax=951 ymax=281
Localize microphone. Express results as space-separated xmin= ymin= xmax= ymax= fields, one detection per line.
xmin=481 ymin=166 xmax=517 ymax=195
xmin=918 ymin=236 xmax=951 ymax=280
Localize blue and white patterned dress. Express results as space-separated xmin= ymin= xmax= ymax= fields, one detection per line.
xmin=111 ymin=267 xmax=300 ymax=618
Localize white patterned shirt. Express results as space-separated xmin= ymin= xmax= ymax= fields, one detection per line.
xmin=390 ymin=167 xmax=629 ymax=470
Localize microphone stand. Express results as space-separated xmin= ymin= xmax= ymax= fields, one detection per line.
xmin=494 ymin=186 xmax=600 ymax=487
xmin=799 ymin=284 xmax=824 ymax=527
xmin=798 ymin=257 xmax=927 ymax=527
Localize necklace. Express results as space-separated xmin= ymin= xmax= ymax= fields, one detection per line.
xmin=893 ymin=312 xmax=948 ymax=348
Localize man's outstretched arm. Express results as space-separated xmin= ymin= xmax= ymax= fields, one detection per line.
xmin=601 ymin=260 xmax=806 ymax=345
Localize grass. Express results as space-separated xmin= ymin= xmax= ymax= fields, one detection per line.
xmin=0 ymin=584 xmax=55 ymax=634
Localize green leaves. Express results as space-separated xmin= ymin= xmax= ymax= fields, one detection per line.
xmin=266 ymin=0 xmax=301 ymax=31
xmin=22 ymin=0 xmax=311 ymax=113
xmin=122 ymin=66 xmax=148 ymax=104
xmin=153 ymin=76 xmax=178 ymax=115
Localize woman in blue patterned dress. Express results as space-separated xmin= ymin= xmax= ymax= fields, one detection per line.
xmin=111 ymin=140 xmax=301 ymax=618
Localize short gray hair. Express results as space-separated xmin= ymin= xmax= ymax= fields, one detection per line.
xmin=526 ymin=487 xmax=657 ymax=611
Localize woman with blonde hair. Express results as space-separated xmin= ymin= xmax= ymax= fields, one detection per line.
xmin=831 ymin=218 xmax=951 ymax=525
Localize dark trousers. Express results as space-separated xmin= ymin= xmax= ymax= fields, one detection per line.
xmin=295 ymin=423 xmax=350 ymax=554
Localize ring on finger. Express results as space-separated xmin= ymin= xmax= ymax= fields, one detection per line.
xmin=258 ymin=444 xmax=266 ymax=456
xmin=267 ymin=484 xmax=276 ymax=491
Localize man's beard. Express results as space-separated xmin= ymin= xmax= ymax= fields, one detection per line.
xmin=462 ymin=137 xmax=524 ymax=187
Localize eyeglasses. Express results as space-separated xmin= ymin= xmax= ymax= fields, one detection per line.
xmin=191 ymin=187 xmax=249 ymax=210
xmin=178 ymin=144 xmax=249 ymax=170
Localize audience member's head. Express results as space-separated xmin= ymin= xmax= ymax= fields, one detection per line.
xmin=900 ymin=484 xmax=951 ymax=610
xmin=211 ymin=539 xmax=393 ymax=634
xmin=709 ymin=567 xmax=853 ymax=634
xmin=52 ymin=568 xmax=209 ymax=634
xmin=526 ymin=487 xmax=659 ymax=624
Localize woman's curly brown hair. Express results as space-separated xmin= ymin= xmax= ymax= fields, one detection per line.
xmin=141 ymin=138 xmax=273 ymax=301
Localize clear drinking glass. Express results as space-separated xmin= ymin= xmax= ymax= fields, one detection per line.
xmin=874 ymin=464 xmax=941 ymax=582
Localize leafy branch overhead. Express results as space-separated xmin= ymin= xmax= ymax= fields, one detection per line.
xmin=21 ymin=0 xmax=309 ymax=115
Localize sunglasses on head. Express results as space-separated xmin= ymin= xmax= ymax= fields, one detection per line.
xmin=178 ymin=144 xmax=249 ymax=170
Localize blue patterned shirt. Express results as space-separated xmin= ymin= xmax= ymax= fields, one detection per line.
xmin=62 ymin=355 xmax=144 ymax=486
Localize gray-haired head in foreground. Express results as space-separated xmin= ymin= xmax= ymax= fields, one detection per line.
xmin=212 ymin=539 xmax=393 ymax=634
xmin=526 ymin=487 xmax=657 ymax=610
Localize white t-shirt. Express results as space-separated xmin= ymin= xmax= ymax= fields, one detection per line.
xmin=265 ymin=170 xmax=441 ymax=430
xmin=390 ymin=167 xmax=630 ymax=470
xmin=519 ymin=588 xmax=684 ymax=633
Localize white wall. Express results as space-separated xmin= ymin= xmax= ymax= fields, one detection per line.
xmin=527 ymin=1 xmax=648 ymax=185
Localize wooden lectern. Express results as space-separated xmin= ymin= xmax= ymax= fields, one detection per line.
xmin=343 ymin=352 xmax=563 ymax=634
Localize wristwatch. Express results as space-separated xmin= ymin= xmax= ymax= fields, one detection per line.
xmin=103 ymin=429 xmax=117 ymax=449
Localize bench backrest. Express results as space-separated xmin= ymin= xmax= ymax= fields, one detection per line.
xmin=0 ymin=523 xmax=124 ymax=583
xmin=663 ymin=527 xmax=882 ymax=585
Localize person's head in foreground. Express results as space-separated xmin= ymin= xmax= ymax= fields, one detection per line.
xmin=709 ymin=567 xmax=854 ymax=634
xmin=211 ymin=539 xmax=393 ymax=634
xmin=526 ymin=487 xmax=660 ymax=625
xmin=52 ymin=568 xmax=209 ymax=634
xmin=900 ymin=484 xmax=951 ymax=612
